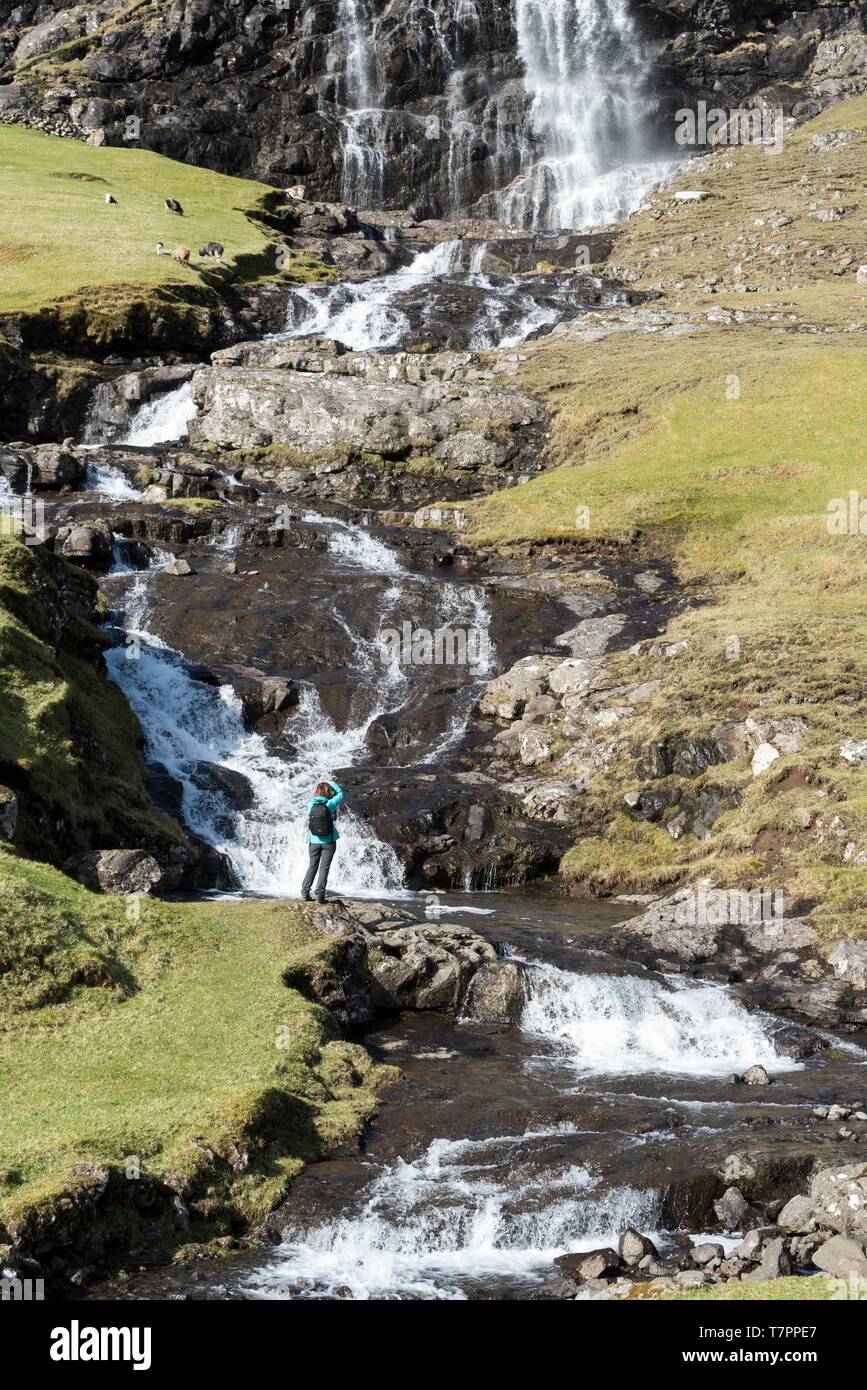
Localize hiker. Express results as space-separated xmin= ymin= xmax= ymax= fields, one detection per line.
xmin=301 ymin=777 xmax=344 ymax=904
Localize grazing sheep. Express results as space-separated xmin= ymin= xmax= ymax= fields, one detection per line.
xmin=164 ymin=198 xmax=184 ymax=215
xmin=284 ymin=185 xmax=306 ymax=201
xmin=104 ymin=193 xmax=117 ymax=204
xmin=199 ymin=242 xmax=224 ymax=260
xmin=172 ymin=245 xmax=191 ymax=266
xmin=156 ymin=242 xmax=165 ymax=256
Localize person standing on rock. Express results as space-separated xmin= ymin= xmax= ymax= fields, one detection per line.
xmin=301 ymin=778 xmax=344 ymax=903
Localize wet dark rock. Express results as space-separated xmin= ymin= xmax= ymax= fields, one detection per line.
xmin=190 ymin=762 xmax=255 ymax=810
xmin=0 ymin=442 xmax=84 ymax=491
xmin=462 ymin=959 xmax=528 ymax=1024
xmin=713 ymin=1185 xmax=762 ymax=1232
xmin=60 ymin=523 xmax=112 ymax=571
xmin=638 ymin=734 xmax=725 ymax=780
xmin=556 ymin=1247 xmax=622 ymax=1281
xmin=0 ymin=786 xmax=18 ymax=842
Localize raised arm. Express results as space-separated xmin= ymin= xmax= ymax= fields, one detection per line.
xmin=326 ymin=780 xmax=344 ymax=812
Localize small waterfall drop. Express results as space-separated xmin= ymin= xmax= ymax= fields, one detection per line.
xmin=85 ymin=461 xmax=143 ymax=500
xmin=520 ymin=962 xmax=803 ymax=1077
xmin=123 ymin=381 xmax=198 ymax=447
xmin=283 ymin=240 xmax=463 ymax=350
xmin=248 ymin=1127 xmax=660 ymax=1300
xmin=103 ymin=529 xmax=409 ymax=898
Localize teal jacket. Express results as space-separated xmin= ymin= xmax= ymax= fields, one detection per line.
xmin=307 ymin=781 xmax=343 ymax=844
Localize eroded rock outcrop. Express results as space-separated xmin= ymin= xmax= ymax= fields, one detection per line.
xmin=287 ymin=898 xmax=502 ymax=1024
xmin=188 ymin=341 xmax=547 ymax=499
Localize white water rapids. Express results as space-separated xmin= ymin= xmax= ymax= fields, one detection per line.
xmin=121 ymin=381 xmax=198 ymax=447
xmin=245 ymin=963 xmax=802 ymax=1299
xmin=251 ymin=1127 xmax=659 ymax=1300
xmin=518 ymin=960 xmax=802 ymax=1079
xmin=281 ymin=238 xmax=570 ymax=352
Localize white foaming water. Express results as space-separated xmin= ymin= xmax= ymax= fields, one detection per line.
xmin=247 ymin=1127 xmax=659 ymax=1299
xmin=0 ymin=474 xmax=13 ymax=501
xmin=327 ymin=0 xmax=674 ymax=230
xmin=85 ymin=461 xmax=142 ymax=500
xmin=283 ymin=240 xmax=463 ymax=350
xmin=123 ymin=382 xmax=198 ymax=446
xmin=520 ymin=962 xmax=803 ymax=1077
xmin=499 ymin=0 xmax=671 ymax=229
xmin=303 ymin=511 xmax=407 ymax=577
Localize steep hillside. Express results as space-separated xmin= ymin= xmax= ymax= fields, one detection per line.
xmin=468 ymin=95 xmax=867 ymax=941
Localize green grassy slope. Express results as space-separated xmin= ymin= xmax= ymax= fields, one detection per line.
xmin=0 ymin=851 xmax=390 ymax=1239
xmin=468 ymin=97 xmax=867 ymax=931
xmin=0 ymin=124 xmax=329 ymax=316
xmin=0 ymin=536 xmax=185 ymax=861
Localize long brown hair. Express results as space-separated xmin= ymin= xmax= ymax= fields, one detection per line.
xmin=313 ymin=781 xmax=333 ymax=799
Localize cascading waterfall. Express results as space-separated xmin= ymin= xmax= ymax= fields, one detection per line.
xmin=331 ymin=0 xmax=672 ymax=230
xmin=281 ymin=236 xmax=604 ymax=351
xmin=282 ymin=240 xmax=464 ymax=350
xmin=104 ymin=534 xmax=407 ymax=898
xmin=496 ymin=0 xmax=664 ymax=229
xmin=519 ymin=961 xmax=803 ymax=1077
xmin=85 ymin=459 xmax=143 ymax=501
xmin=248 ymin=1126 xmax=660 ymax=1299
xmin=122 ymin=381 xmax=198 ymax=447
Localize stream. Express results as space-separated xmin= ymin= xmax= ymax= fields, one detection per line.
xmin=50 ymin=67 xmax=861 ymax=1299
xmin=76 ymin=478 xmax=866 ymax=1303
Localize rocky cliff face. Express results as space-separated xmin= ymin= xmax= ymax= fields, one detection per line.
xmin=1 ymin=1 xmax=864 ymax=222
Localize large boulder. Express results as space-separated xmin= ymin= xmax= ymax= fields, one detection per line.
xmin=828 ymin=940 xmax=867 ymax=990
xmin=462 ymin=960 xmax=528 ymax=1023
xmin=477 ymin=657 xmax=559 ymax=720
xmin=808 ymin=1162 xmax=867 ymax=1238
xmin=60 ymin=524 xmax=112 ymax=571
xmin=811 ymin=1233 xmax=867 ymax=1279
xmin=369 ymin=922 xmax=497 ymax=1013
xmin=67 ymin=849 xmax=164 ymax=896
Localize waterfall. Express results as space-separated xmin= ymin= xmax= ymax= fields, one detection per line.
xmin=282 ymin=240 xmax=464 ymax=350
xmin=103 ymin=531 xmax=409 ymax=898
xmin=122 ymin=381 xmax=198 ymax=447
xmin=247 ymin=1126 xmax=660 ymax=1300
xmin=520 ymin=962 xmax=803 ymax=1077
xmin=492 ymin=0 xmax=661 ymax=229
xmin=330 ymin=0 xmax=670 ymax=230
xmin=85 ymin=461 xmax=143 ymax=501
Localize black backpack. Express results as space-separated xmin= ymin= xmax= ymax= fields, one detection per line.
xmin=309 ymin=800 xmax=334 ymax=838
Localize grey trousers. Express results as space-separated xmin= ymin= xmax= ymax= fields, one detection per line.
xmin=301 ymin=841 xmax=336 ymax=902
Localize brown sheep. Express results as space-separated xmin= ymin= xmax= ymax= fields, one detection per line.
xmin=172 ymin=245 xmax=191 ymax=266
